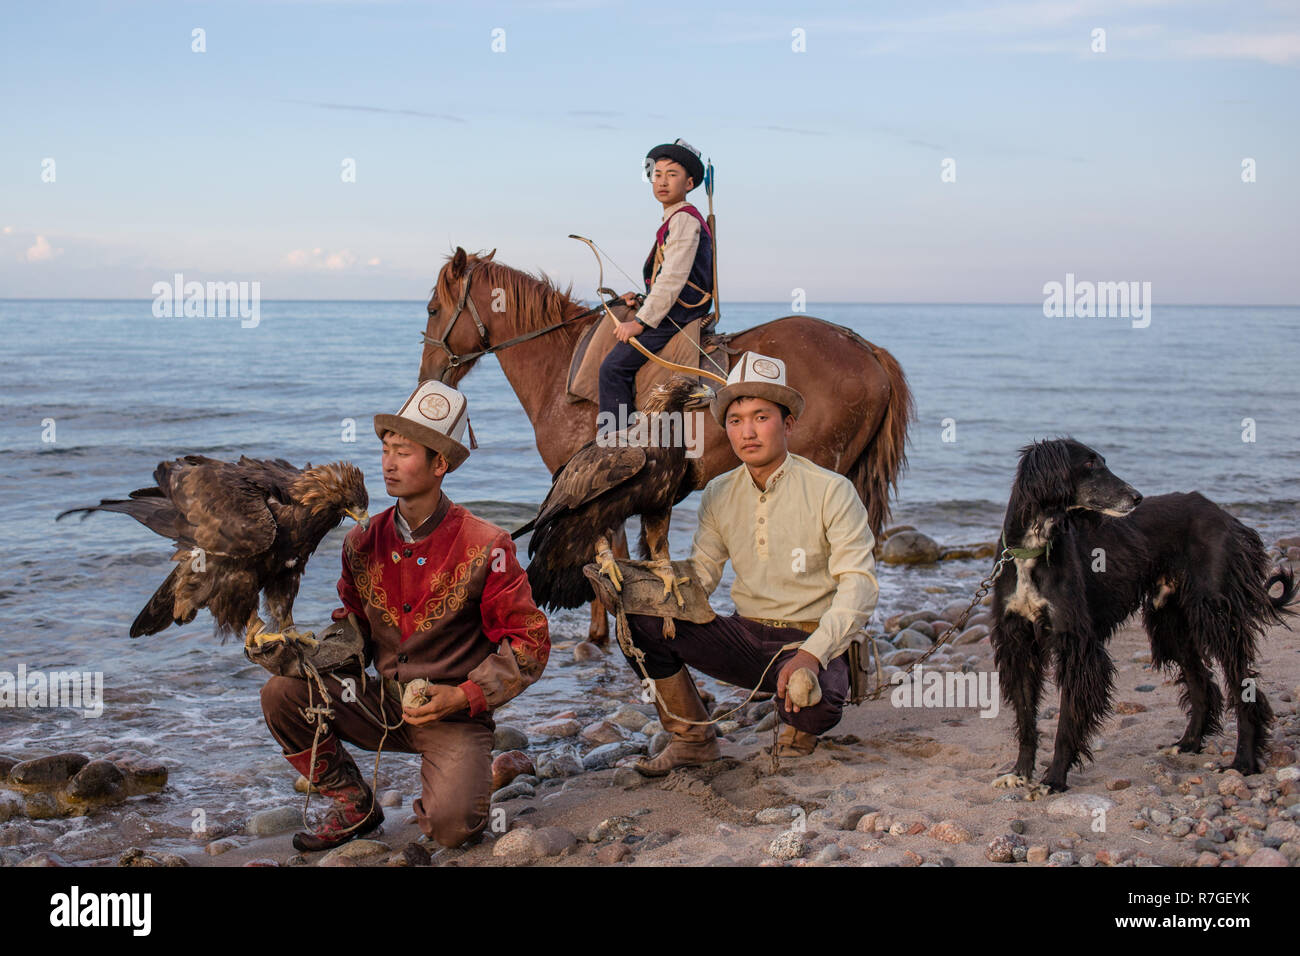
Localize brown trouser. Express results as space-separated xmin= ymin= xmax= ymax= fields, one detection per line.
xmin=260 ymin=668 xmax=493 ymax=848
xmin=623 ymin=611 xmax=850 ymax=736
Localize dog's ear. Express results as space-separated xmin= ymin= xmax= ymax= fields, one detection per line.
xmin=1011 ymin=440 xmax=1076 ymax=522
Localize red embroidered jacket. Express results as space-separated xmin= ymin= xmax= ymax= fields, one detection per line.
xmin=331 ymin=494 xmax=550 ymax=717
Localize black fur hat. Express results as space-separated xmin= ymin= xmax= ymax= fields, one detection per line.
xmin=645 ymin=139 xmax=704 ymax=191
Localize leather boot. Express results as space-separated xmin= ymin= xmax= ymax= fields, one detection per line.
xmin=285 ymin=735 xmax=384 ymax=852
xmin=635 ymin=667 xmax=720 ymax=777
xmin=776 ymin=722 xmax=818 ymax=757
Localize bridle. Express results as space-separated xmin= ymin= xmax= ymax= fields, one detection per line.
xmin=421 ymin=261 xmax=613 ymax=382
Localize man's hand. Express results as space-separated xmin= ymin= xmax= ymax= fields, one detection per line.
xmin=619 ymin=292 xmax=642 ymax=309
xmin=614 ymin=319 xmax=643 ymax=343
xmin=402 ymin=684 xmax=468 ymax=726
xmin=776 ymin=650 xmax=822 ymax=714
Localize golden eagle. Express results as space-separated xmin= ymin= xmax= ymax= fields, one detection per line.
xmin=513 ymin=377 xmax=714 ymax=610
xmin=57 ymin=455 xmax=369 ymax=648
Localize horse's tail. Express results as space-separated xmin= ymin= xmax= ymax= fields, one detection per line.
xmin=845 ymin=341 xmax=914 ymax=540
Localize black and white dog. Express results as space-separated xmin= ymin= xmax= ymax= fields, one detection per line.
xmin=990 ymin=438 xmax=1296 ymax=794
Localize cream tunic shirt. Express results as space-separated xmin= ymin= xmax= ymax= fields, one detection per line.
xmin=635 ymin=199 xmax=702 ymax=329
xmin=690 ymin=452 xmax=879 ymax=666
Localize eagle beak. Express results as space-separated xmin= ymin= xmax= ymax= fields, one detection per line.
xmin=687 ymin=385 xmax=716 ymax=408
xmin=347 ymin=509 xmax=371 ymax=531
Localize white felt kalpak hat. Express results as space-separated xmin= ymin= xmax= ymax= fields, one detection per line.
xmin=711 ymin=351 xmax=805 ymax=426
xmin=374 ymin=380 xmax=474 ymax=472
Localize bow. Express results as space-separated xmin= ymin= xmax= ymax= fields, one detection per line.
xmin=569 ymin=234 xmax=727 ymax=386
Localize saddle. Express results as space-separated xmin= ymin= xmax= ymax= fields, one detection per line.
xmin=566 ymin=304 xmax=738 ymax=409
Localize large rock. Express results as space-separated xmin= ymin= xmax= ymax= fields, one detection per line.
xmin=767 ymin=830 xmax=806 ymax=860
xmin=491 ymin=750 xmax=535 ymax=791
xmin=608 ymin=705 xmax=653 ymax=733
xmin=319 ymin=839 xmax=390 ymax=867
xmin=580 ymin=720 xmax=627 ymax=746
xmin=103 ymin=750 xmax=168 ymax=793
xmin=535 ymin=745 xmax=584 ymax=779
xmin=529 ymin=718 xmax=581 ymax=739
xmin=881 ymin=531 xmax=941 ymax=566
xmin=885 ymin=609 xmax=941 ymax=631
xmin=582 ymin=742 xmax=641 ymax=771
xmin=245 ymin=806 xmax=301 ymax=837
xmin=493 ymin=726 xmax=529 ymax=751
xmin=954 ymin=624 xmax=990 ymax=646
xmin=0 ymin=754 xmax=19 ymax=782
xmin=491 ymin=780 xmax=535 ymax=803
xmin=8 ymin=753 xmax=90 ymax=789
xmin=893 ymin=628 xmax=933 ymax=650
xmin=64 ymin=760 xmax=126 ymax=804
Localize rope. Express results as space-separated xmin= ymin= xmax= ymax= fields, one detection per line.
xmin=297 ymin=658 xmax=404 ymax=840
xmin=609 ymin=597 xmax=800 ymax=728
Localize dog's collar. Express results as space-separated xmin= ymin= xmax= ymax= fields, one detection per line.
xmin=1002 ymin=531 xmax=1051 ymax=563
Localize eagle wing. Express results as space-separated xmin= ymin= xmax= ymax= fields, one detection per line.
xmin=514 ymin=443 xmax=647 ymax=543
xmin=154 ymin=456 xmax=279 ymax=557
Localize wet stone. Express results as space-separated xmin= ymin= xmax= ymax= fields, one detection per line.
xmin=245 ymin=806 xmax=301 ymax=837
xmin=493 ymin=726 xmax=529 ymax=751
xmin=9 ymin=753 xmax=90 ymax=790
xmin=64 ymin=760 xmax=126 ymax=804
xmin=102 ymin=749 xmax=168 ymax=792
xmin=582 ymin=742 xmax=641 ymax=771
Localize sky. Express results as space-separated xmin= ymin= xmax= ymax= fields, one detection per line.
xmin=1 ymin=0 xmax=1298 ymax=303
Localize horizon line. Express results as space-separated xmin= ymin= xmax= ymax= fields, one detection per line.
xmin=3 ymin=298 xmax=1298 ymax=308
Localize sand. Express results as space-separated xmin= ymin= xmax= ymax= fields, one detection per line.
xmin=167 ymin=615 xmax=1300 ymax=868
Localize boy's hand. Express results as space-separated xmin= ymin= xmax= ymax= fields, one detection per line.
xmin=776 ymin=650 xmax=822 ymax=714
xmin=402 ymin=684 xmax=468 ymax=725
xmin=614 ymin=319 xmax=643 ymax=343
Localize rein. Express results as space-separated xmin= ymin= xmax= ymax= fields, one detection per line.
xmin=421 ymin=262 xmax=625 ymax=373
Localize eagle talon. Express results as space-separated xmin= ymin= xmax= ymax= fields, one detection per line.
xmin=649 ymin=558 xmax=688 ymax=608
xmin=281 ymin=626 xmax=319 ymax=649
xmin=595 ymin=548 xmax=623 ymax=592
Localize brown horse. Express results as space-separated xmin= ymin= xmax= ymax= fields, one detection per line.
xmin=419 ymin=247 xmax=914 ymax=641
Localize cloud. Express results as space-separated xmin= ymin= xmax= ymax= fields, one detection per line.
xmin=285 ymin=99 xmax=467 ymax=123
xmin=285 ymin=247 xmax=383 ymax=271
xmin=23 ymin=235 xmax=62 ymax=263
xmin=1174 ymin=31 xmax=1300 ymax=65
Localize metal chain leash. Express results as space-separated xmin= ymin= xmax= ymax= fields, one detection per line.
xmin=854 ymin=547 xmax=1014 ymax=702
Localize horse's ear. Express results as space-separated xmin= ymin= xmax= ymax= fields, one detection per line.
xmin=484 ymin=248 xmax=497 ymax=263
xmin=450 ymin=247 xmax=468 ymax=278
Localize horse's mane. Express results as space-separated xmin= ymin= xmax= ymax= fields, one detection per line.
xmin=433 ymin=250 xmax=597 ymax=350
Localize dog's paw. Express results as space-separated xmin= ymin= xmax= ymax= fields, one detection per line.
xmin=992 ymin=772 xmax=1028 ymax=790
xmin=1038 ymin=778 xmax=1068 ymax=797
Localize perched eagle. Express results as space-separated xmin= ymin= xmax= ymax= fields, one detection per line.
xmin=57 ymin=455 xmax=369 ymax=648
xmin=513 ymin=377 xmax=715 ymax=610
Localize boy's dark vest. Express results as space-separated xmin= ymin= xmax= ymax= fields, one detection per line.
xmin=642 ymin=203 xmax=714 ymax=330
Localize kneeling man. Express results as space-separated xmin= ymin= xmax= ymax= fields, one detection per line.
xmin=621 ymin=352 xmax=878 ymax=774
xmin=258 ymin=381 xmax=550 ymax=850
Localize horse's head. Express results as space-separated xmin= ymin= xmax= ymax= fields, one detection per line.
xmin=420 ymin=247 xmax=497 ymax=386
xmin=419 ymin=245 xmax=589 ymax=387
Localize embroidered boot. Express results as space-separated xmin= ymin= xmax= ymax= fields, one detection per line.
xmin=634 ymin=667 xmax=720 ymax=777
xmin=285 ymin=735 xmax=384 ymax=852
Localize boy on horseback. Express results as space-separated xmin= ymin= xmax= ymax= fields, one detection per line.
xmin=598 ymin=138 xmax=715 ymax=422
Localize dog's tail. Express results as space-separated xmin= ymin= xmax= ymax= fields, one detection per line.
xmin=1266 ymin=564 xmax=1298 ymax=617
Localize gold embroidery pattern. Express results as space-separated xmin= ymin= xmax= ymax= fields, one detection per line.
xmin=345 ymin=539 xmax=399 ymax=629
xmin=411 ymin=545 xmax=489 ymax=635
